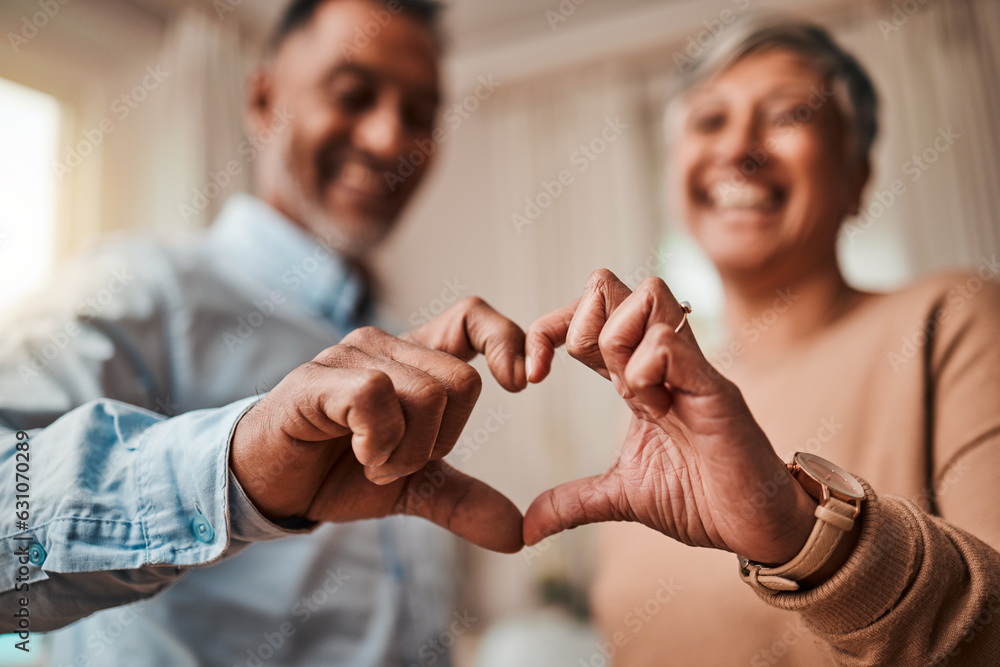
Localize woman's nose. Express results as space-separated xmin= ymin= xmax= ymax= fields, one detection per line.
xmin=710 ymin=112 xmax=765 ymax=169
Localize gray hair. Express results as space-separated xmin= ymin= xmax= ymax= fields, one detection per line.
xmin=667 ymin=15 xmax=879 ymax=161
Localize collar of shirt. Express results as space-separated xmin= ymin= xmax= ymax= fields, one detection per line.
xmin=207 ymin=193 xmax=372 ymax=330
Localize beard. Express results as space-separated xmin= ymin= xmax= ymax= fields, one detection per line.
xmin=274 ymin=133 xmax=398 ymax=259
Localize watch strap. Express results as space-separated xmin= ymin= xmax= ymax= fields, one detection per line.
xmin=739 ymin=496 xmax=857 ymax=592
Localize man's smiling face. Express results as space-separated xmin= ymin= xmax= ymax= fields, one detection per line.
xmin=250 ymin=0 xmax=440 ymax=257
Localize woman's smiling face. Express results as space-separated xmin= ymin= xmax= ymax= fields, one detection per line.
xmin=671 ymin=49 xmax=869 ymax=282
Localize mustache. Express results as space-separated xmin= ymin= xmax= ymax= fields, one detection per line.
xmin=318 ymin=150 xmax=398 ymax=189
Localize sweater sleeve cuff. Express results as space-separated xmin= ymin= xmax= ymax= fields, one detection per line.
xmin=750 ymin=478 xmax=924 ymax=634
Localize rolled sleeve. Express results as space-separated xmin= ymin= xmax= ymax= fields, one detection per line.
xmin=0 ymin=395 xmax=287 ymax=630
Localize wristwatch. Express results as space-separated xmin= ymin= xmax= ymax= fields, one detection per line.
xmin=738 ymin=452 xmax=865 ymax=592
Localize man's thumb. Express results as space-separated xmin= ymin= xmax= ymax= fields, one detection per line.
xmin=399 ymin=461 xmax=524 ymax=554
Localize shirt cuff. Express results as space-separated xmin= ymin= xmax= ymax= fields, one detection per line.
xmin=133 ymin=396 xmax=262 ymax=568
xmin=7 ymin=397 xmax=265 ymax=581
xmin=227 ymin=469 xmax=318 ymax=542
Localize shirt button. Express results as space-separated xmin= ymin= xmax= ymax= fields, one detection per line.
xmin=27 ymin=543 xmax=46 ymax=566
xmin=191 ymin=513 xmax=215 ymax=543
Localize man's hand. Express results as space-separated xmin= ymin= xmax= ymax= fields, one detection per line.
xmin=230 ymin=297 xmax=527 ymax=554
xmin=522 ymin=270 xmax=819 ymax=565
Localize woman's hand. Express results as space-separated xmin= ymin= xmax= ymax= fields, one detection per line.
xmin=523 ymin=270 xmax=819 ymax=565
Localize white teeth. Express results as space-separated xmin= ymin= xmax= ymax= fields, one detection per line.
xmin=709 ymin=182 xmax=776 ymax=210
xmin=339 ymin=163 xmax=384 ymax=196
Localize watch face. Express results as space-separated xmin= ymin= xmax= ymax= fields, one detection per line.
xmin=794 ymin=452 xmax=865 ymax=499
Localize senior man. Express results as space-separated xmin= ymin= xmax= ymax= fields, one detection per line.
xmin=0 ymin=0 xmax=526 ymax=664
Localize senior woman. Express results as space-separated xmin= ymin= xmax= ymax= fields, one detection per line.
xmin=521 ymin=17 xmax=1000 ymax=665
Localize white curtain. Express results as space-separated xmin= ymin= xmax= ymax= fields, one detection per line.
xmin=835 ymin=0 xmax=1000 ymax=275
xmin=146 ymin=8 xmax=252 ymax=235
xmin=36 ymin=5 xmax=255 ymax=251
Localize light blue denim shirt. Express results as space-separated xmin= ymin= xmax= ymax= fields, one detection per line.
xmin=0 ymin=194 xmax=457 ymax=666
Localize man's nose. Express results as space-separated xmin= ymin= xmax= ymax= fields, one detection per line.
xmin=352 ymin=97 xmax=405 ymax=163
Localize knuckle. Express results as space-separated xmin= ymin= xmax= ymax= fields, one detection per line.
xmin=597 ymin=326 xmax=621 ymax=353
xmin=637 ymin=276 xmax=668 ymax=294
xmin=312 ymin=343 xmax=357 ymax=366
xmin=566 ymin=333 xmax=599 ymax=361
xmin=458 ymin=295 xmax=488 ymax=313
xmin=409 ymin=376 xmax=449 ymax=409
xmin=294 ymin=361 xmax=331 ymax=388
xmin=502 ymin=319 xmax=525 ymax=341
xmin=341 ymin=325 xmax=386 ymax=348
xmin=623 ymin=360 xmax=645 ymax=386
xmin=382 ymin=411 xmax=407 ymax=442
xmin=648 ymin=321 xmax=674 ymax=343
xmin=353 ymin=369 xmax=395 ymax=402
xmin=298 ymin=360 xmax=327 ymax=376
xmin=586 ymin=268 xmax=618 ymax=292
xmin=450 ymin=363 xmax=483 ymax=398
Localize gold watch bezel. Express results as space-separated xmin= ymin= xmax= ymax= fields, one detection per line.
xmin=790 ymin=452 xmax=864 ymax=519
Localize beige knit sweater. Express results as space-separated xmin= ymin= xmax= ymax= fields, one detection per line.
xmin=592 ymin=271 xmax=1000 ymax=665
